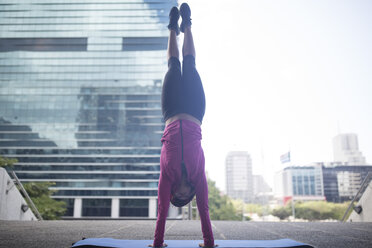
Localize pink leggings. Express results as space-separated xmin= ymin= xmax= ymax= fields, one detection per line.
xmin=153 ymin=119 xmax=214 ymax=247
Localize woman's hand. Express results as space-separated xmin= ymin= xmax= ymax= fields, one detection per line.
xmin=148 ymin=243 xmax=167 ymax=248
xmin=199 ymin=244 xmax=218 ymax=247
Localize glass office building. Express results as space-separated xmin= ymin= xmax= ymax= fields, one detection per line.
xmin=322 ymin=165 xmax=372 ymax=203
xmin=275 ymin=165 xmax=325 ymax=203
xmin=0 ymin=0 xmax=177 ymax=218
xmin=290 ymin=166 xmax=324 ymax=198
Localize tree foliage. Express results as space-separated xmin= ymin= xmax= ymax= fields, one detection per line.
xmin=295 ymin=201 xmax=348 ymax=221
xmin=245 ymin=203 xmax=270 ymax=217
xmin=0 ymin=156 xmax=17 ymax=169
xmin=272 ymin=205 xmax=292 ymax=220
xmin=207 ymin=178 xmax=242 ymax=220
xmin=23 ymin=182 xmax=67 ymax=220
xmin=271 ymin=200 xmax=349 ymax=221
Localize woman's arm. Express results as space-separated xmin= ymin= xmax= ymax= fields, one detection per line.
xmin=195 ymin=173 xmax=215 ymax=247
xmin=153 ymin=172 xmax=172 ymax=247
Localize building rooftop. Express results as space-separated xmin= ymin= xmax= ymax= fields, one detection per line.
xmin=0 ymin=220 xmax=371 ymax=248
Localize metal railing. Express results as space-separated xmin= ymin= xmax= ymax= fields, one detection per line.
xmin=181 ymin=202 xmax=198 ymax=220
xmin=11 ymin=170 xmax=43 ymax=221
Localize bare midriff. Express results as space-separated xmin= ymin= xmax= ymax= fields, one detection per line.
xmin=165 ymin=113 xmax=201 ymax=127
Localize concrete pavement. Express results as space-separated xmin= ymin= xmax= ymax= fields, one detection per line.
xmin=0 ymin=220 xmax=371 ymax=248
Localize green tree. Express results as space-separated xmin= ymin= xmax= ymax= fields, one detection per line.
xmin=23 ymin=182 xmax=67 ymax=220
xmin=271 ymin=201 xmax=349 ymax=221
xmin=244 ymin=203 xmax=270 ymax=217
xmin=272 ymin=204 xmax=292 ymax=220
xmin=231 ymin=199 xmax=254 ymax=221
xmin=295 ymin=201 xmax=348 ymax=221
xmin=0 ymin=156 xmax=17 ymax=169
xmin=207 ymin=178 xmax=242 ymax=220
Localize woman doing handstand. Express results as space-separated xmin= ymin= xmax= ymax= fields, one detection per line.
xmin=151 ymin=3 xmax=215 ymax=248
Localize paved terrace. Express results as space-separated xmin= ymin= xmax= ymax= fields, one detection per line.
xmin=0 ymin=220 xmax=371 ymax=248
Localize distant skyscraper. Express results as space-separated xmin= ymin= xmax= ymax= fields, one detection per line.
xmin=225 ymin=151 xmax=253 ymax=203
xmin=252 ymin=175 xmax=272 ymax=204
xmin=0 ymin=0 xmax=177 ymax=218
xmin=333 ymin=133 xmax=366 ymax=165
xmin=253 ymin=175 xmax=271 ymax=196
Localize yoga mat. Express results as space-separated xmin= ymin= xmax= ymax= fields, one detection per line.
xmin=71 ymin=238 xmax=313 ymax=248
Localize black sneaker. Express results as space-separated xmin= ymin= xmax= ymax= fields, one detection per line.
xmin=180 ymin=2 xmax=192 ymax=33
xmin=167 ymin=6 xmax=180 ymax=35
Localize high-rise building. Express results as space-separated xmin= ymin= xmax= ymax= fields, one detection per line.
xmin=253 ymin=175 xmax=271 ymax=196
xmin=322 ymin=164 xmax=372 ymax=202
xmin=333 ymin=133 xmax=366 ymax=165
xmin=274 ymin=165 xmax=325 ymax=204
xmin=225 ymin=151 xmax=253 ymax=203
xmin=252 ymin=175 xmax=272 ymax=204
xmin=0 ymin=0 xmax=178 ymax=218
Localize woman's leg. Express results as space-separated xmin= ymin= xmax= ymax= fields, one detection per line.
xmin=180 ymin=3 xmax=195 ymax=58
xmin=162 ymin=44 xmax=182 ymax=121
xmin=182 ymin=27 xmax=196 ymax=58
xmin=162 ymin=7 xmax=182 ymax=121
xmin=178 ymin=3 xmax=205 ymax=122
xmin=168 ymin=30 xmax=179 ymax=60
xmin=167 ymin=6 xmax=180 ymax=60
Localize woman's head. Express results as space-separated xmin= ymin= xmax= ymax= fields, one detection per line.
xmin=170 ymin=177 xmax=195 ymax=207
xmin=174 ymin=182 xmax=192 ymax=200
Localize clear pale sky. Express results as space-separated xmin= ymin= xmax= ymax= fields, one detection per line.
xmin=181 ymin=0 xmax=372 ymax=191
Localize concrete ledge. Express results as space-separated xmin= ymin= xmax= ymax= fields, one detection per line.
xmin=0 ymin=168 xmax=36 ymax=221
xmin=349 ymin=181 xmax=372 ymax=222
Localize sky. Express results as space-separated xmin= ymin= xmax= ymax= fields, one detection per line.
xmin=181 ymin=0 xmax=372 ymax=191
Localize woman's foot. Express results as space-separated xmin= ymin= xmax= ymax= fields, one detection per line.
xmin=199 ymin=244 xmax=218 ymax=248
xmin=148 ymin=243 xmax=167 ymax=248
xmin=180 ymin=2 xmax=192 ymax=33
xmin=168 ymin=7 xmax=180 ymax=35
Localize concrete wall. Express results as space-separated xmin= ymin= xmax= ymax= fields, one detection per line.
xmin=0 ymin=168 xmax=36 ymax=220
xmin=348 ymin=181 xmax=372 ymax=222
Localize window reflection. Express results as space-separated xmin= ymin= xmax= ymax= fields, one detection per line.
xmin=0 ymin=0 xmax=174 ymax=218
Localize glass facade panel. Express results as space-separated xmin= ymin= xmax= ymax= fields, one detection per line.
xmin=0 ymin=0 xmax=177 ymax=217
xmin=120 ymin=199 xmax=148 ymax=217
xmin=15 ymin=173 xmax=160 ymax=180
xmin=82 ymin=199 xmax=111 ymax=217
xmin=0 ymin=38 xmax=87 ymax=51
xmin=310 ymin=175 xmax=316 ymax=195
xmin=292 ymin=176 xmax=297 ymax=195
xmin=122 ymin=37 xmax=168 ymax=51
xmin=57 ymin=198 xmax=74 ymax=216
xmin=57 ymin=190 xmax=157 ymax=197
xmin=304 ymin=175 xmax=309 ymax=195
xmin=297 ymin=175 xmax=303 ymax=195
xmin=51 ymin=181 xmax=158 ymax=188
